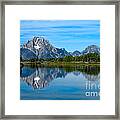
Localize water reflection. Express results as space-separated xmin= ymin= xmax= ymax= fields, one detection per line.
xmin=20 ymin=65 xmax=100 ymax=89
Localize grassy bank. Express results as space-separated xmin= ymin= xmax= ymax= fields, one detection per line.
xmin=21 ymin=61 xmax=100 ymax=67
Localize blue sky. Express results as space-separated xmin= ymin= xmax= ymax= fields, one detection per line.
xmin=20 ymin=20 xmax=100 ymax=52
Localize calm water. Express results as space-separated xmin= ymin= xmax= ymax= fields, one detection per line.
xmin=20 ymin=65 xmax=100 ymax=100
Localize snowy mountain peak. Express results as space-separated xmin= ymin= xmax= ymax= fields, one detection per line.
xmin=81 ymin=45 xmax=100 ymax=55
xmin=21 ymin=37 xmax=100 ymax=60
xmin=21 ymin=36 xmax=71 ymax=59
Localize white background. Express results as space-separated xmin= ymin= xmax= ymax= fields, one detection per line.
xmin=5 ymin=5 xmax=115 ymax=115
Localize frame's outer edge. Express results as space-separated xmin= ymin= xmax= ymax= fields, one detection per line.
xmin=0 ymin=1 xmax=1 ymax=119
xmin=0 ymin=0 xmax=120 ymax=5
xmin=118 ymin=1 xmax=120 ymax=119
xmin=1 ymin=1 xmax=5 ymax=120
xmin=115 ymin=1 xmax=119 ymax=119
xmin=0 ymin=0 xmax=120 ymax=120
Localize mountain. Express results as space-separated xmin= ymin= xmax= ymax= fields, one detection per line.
xmin=81 ymin=45 xmax=100 ymax=55
xmin=20 ymin=36 xmax=100 ymax=60
xmin=21 ymin=36 xmax=71 ymax=59
xmin=20 ymin=48 xmax=37 ymax=60
xmin=72 ymin=50 xmax=81 ymax=56
xmin=71 ymin=45 xmax=100 ymax=56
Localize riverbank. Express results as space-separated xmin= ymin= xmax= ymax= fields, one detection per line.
xmin=20 ymin=61 xmax=100 ymax=67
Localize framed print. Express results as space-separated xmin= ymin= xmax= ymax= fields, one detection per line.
xmin=0 ymin=0 xmax=119 ymax=119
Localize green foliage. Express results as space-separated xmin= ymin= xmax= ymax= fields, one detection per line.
xmin=62 ymin=53 xmax=100 ymax=62
xmin=63 ymin=56 xmax=74 ymax=62
xmin=21 ymin=53 xmax=100 ymax=63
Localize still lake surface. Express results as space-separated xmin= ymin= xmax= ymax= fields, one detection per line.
xmin=20 ymin=65 xmax=100 ymax=100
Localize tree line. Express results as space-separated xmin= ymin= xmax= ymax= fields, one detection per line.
xmin=56 ymin=53 xmax=100 ymax=62
xmin=21 ymin=53 xmax=100 ymax=63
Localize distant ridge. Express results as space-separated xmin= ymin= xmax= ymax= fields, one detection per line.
xmin=20 ymin=36 xmax=100 ymax=60
xmin=81 ymin=45 xmax=100 ymax=55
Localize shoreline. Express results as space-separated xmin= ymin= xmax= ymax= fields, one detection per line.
xmin=20 ymin=61 xmax=100 ymax=67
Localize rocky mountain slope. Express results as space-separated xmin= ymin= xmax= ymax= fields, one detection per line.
xmin=20 ymin=36 xmax=100 ymax=60
xmin=81 ymin=45 xmax=100 ymax=55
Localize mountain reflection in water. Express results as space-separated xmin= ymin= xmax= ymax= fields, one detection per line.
xmin=20 ymin=66 xmax=100 ymax=89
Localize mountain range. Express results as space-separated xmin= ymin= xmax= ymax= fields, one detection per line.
xmin=20 ymin=36 xmax=100 ymax=60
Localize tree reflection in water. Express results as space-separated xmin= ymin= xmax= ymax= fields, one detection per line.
xmin=20 ymin=65 xmax=100 ymax=89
